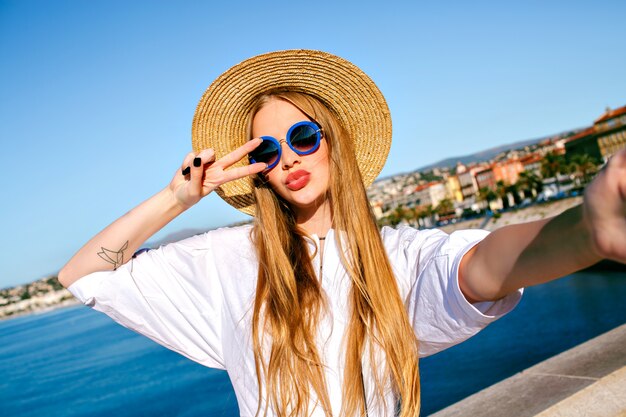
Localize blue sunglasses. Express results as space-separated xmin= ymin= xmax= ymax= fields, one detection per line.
xmin=248 ymin=121 xmax=323 ymax=170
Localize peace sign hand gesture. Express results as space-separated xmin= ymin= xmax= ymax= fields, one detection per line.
xmin=169 ymin=138 xmax=266 ymax=210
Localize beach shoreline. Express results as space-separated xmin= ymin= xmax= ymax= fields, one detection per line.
xmin=438 ymin=195 xmax=584 ymax=234
xmin=4 ymin=195 xmax=622 ymax=322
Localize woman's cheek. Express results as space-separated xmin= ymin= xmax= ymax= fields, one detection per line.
xmin=265 ymin=171 xmax=282 ymax=190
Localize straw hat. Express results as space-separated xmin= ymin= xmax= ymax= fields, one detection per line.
xmin=191 ymin=49 xmax=392 ymax=216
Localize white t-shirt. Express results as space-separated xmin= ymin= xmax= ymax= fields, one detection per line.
xmin=68 ymin=225 xmax=522 ymax=416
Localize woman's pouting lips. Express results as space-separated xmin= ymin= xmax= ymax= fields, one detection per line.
xmin=286 ymin=170 xmax=311 ymax=191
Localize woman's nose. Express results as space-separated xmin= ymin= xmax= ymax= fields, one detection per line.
xmin=281 ymin=142 xmax=301 ymax=169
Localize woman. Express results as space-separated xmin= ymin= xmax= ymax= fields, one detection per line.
xmin=59 ymin=50 xmax=626 ymax=417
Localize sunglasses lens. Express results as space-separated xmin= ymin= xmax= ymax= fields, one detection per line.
xmin=249 ymin=138 xmax=279 ymax=167
xmin=289 ymin=124 xmax=319 ymax=153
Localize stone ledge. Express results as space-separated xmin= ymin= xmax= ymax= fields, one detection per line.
xmin=430 ymin=323 xmax=626 ymax=417
xmin=535 ymin=366 xmax=626 ymax=417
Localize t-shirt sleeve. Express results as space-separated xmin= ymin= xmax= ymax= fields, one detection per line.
xmin=67 ymin=232 xmax=226 ymax=369
xmin=382 ymin=226 xmax=523 ymax=358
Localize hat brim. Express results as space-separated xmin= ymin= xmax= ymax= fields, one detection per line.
xmin=191 ymin=49 xmax=392 ymax=216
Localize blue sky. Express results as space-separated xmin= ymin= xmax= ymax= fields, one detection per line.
xmin=1 ymin=0 xmax=625 ymax=288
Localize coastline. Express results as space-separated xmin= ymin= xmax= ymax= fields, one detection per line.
xmin=2 ymin=195 xmax=621 ymax=322
xmin=438 ymin=195 xmax=584 ymax=234
xmin=0 ymin=290 xmax=79 ymax=321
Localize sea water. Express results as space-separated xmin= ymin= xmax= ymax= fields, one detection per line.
xmin=1 ymin=270 xmax=625 ymax=416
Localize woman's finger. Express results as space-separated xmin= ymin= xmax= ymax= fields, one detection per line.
xmin=217 ymin=138 xmax=263 ymax=168
xmin=196 ymin=148 xmax=216 ymax=166
xmin=185 ymin=149 xmax=214 ymax=195
xmin=180 ymin=152 xmax=195 ymax=176
xmin=221 ymin=161 xmax=267 ymax=184
xmin=182 ymin=149 xmax=215 ymax=176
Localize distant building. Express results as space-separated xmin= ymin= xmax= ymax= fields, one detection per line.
xmin=520 ymin=153 xmax=543 ymax=177
xmin=564 ymin=127 xmax=601 ymax=162
xmin=595 ymin=105 xmax=626 ymax=162
xmin=412 ymin=182 xmax=448 ymax=208
xmin=563 ymin=105 xmax=626 ymax=164
xmin=369 ymin=104 xmax=624 ymax=221
xmin=475 ymin=166 xmax=496 ymax=191
xmin=537 ymin=138 xmax=565 ymax=156
xmin=446 ymin=175 xmax=463 ymax=202
xmin=493 ymin=159 xmax=524 ymax=185
xmin=458 ymin=164 xmax=487 ymax=200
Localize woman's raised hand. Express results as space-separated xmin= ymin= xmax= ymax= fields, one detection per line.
xmin=169 ymin=138 xmax=266 ymax=209
xmin=59 ymin=139 xmax=266 ymax=287
xmin=582 ymin=148 xmax=626 ymax=264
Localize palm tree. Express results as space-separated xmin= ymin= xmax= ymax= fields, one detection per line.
xmin=389 ymin=205 xmax=409 ymax=226
xmin=541 ymin=152 xmax=566 ymax=193
xmin=406 ymin=206 xmax=423 ymax=228
xmin=435 ymin=198 xmax=454 ymax=217
xmin=505 ymin=181 xmax=523 ymax=205
xmin=517 ymin=170 xmax=543 ymax=200
xmin=477 ymin=187 xmax=498 ymax=211
xmin=424 ymin=204 xmax=437 ymax=227
xmin=378 ymin=205 xmax=402 ymax=227
xmin=495 ymin=180 xmax=510 ymax=209
xmin=568 ymin=153 xmax=599 ymax=186
xmin=413 ymin=205 xmax=430 ymax=228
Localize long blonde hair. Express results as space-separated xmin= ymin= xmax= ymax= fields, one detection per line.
xmin=249 ymin=91 xmax=420 ymax=417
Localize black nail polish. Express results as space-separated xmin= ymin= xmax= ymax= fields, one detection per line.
xmin=193 ymin=157 xmax=201 ymax=167
xmin=182 ymin=166 xmax=190 ymax=176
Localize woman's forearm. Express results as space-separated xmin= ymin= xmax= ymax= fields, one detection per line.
xmin=58 ymin=187 xmax=187 ymax=288
xmin=460 ymin=151 xmax=626 ymax=303
xmin=58 ymin=141 xmax=266 ymax=289
xmin=459 ymin=204 xmax=603 ymax=302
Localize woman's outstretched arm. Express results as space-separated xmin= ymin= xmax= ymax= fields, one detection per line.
xmin=458 ymin=148 xmax=626 ymax=303
xmin=58 ymin=139 xmax=265 ymax=288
